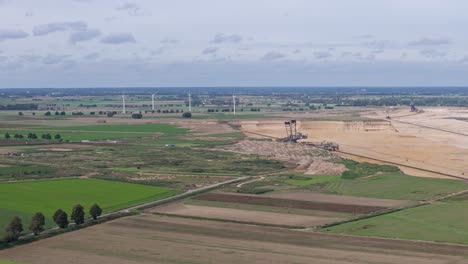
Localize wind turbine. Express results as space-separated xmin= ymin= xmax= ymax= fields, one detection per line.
xmin=121 ymin=94 xmax=126 ymax=114
xmin=151 ymin=93 xmax=155 ymax=111
xmin=188 ymin=90 xmax=192 ymax=112
xmin=233 ymin=94 xmax=236 ymax=115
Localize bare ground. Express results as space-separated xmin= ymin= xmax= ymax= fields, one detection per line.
xmin=151 ymin=203 xmax=342 ymax=226
xmin=220 ymin=140 xmax=345 ymax=175
xmin=1 ymin=215 xmax=467 ymax=264
xmin=192 ymin=193 xmax=387 ymax=214
xmin=240 ymin=108 xmax=468 ymax=179
xmin=263 ymin=191 xmax=410 ymax=207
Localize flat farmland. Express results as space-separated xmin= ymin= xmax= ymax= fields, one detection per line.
xmin=327 ymin=197 xmax=468 ymax=245
xmin=1 ymin=215 xmax=468 ymax=264
xmin=0 ymin=178 xmax=177 ymax=236
xmin=0 ymin=123 xmax=188 ymax=141
xmin=192 ymin=193 xmax=387 ymax=214
xmin=151 ymin=191 xmax=409 ymax=228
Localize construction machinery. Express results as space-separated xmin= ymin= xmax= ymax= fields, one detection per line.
xmin=279 ymin=120 xmax=308 ymax=142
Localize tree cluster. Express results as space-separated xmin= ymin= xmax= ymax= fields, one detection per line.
xmin=3 ymin=132 xmax=61 ymax=141
xmin=3 ymin=204 xmax=102 ymax=242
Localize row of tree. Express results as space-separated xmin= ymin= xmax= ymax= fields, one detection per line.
xmin=4 ymin=132 xmax=62 ymax=140
xmin=3 ymin=204 xmax=102 ymax=243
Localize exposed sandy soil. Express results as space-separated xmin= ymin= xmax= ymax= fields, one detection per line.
xmin=263 ymin=191 xmax=410 ymax=207
xmin=240 ymin=107 xmax=468 ymax=179
xmin=192 ymin=193 xmax=387 ymax=214
xmin=151 ymin=203 xmax=341 ymax=226
xmin=2 ymin=215 xmax=467 ymax=264
xmin=220 ymin=140 xmax=345 ymax=175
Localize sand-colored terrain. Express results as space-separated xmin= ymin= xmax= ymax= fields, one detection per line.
xmin=240 ymin=107 xmax=468 ymax=179
xmin=2 ymin=215 xmax=467 ymax=264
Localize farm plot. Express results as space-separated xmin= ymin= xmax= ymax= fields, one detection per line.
xmin=1 ymin=215 xmax=468 ymax=264
xmin=0 ymin=178 xmax=177 ymax=237
xmin=151 ymin=191 xmax=407 ymax=228
xmin=326 ymin=194 xmax=468 ymax=245
xmin=193 ymin=193 xmax=388 ymax=214
xmin=0 ymin=123 xmax=188 ymax=141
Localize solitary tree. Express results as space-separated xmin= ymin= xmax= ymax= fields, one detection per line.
xmin=31 ymin=133 xmax=37 ymax=139
xmin=18 ymin=112 xmax=23 ymax=116
xmin=4 ymin=132 xmax=10 ymax=139
xmin=71 ymin=204 xmax=85 ymax=225
xmin=27 ymin=133 xmax=33 ymax=139
xmin=89 ymin=204 xmax=102 ymax=220
xmin=182 ymin=112 xmax=192 ymax=118
xmin=29 ymin=212 xmax=45 ymax=235
xmin=53 ymin=209 xmax=69 ymax=228
xmin=54 ymin=134 xmax=62 ymax=140
xmin=4 ymin=216 xmax=23 ymax=242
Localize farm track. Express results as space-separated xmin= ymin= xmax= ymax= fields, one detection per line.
xmin=193 ymin=193 xmax=387 ymax=214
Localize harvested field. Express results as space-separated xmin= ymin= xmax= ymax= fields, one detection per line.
xmin=151 ymin=203 xmax=341 ymax=227
xmin=1 ymin=215 xmax=468 ymax=264
xmin=193 ymin=193 xmax=387 ymax=214
xmin=263 ymin=191 xmax=410 ymax=207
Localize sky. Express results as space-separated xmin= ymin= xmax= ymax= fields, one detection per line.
xmin=1 ymin=0 xmax=468 ymax=88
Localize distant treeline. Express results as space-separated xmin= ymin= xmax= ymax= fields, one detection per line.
xmin=0 ymin=104 xmax=38 ymax=110
xmin=306 ymin=97 xmax=468 ymax=107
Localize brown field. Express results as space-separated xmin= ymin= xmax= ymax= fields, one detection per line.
xmin=2 ymin=215 xmax=468 ymax=264
xmin=151 ymin=203 xmax=341 ymax=226
xmin=263 ymin=191 xmax=410 ymax=207
xmin=239 ymin=107 xmax=468 ymax=179
xmin=192 ymin=193 xmax=388 ymax=214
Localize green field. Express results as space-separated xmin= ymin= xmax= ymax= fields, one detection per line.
xmin=285 ymin=175 xmax=341 ymax=186
xmin=0 ymin=178 xmax=177 ymax=237
xmin=319 ymin=173 xmax=467 ymax=201
xmin=327 ymin=199 xmax=468 ymax=244
xmin=0 ymin=124 xmax=188 ymax=141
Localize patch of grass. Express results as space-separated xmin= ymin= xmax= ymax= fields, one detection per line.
xmin=0 ymin=178 xmax=178 ymax=237
xmin=326 ymin=200 xmax=468 ymax=245
xmin=0 ymin=260 xmax=23 ymax=264
xmin=320 ymin=173 xmax=468 ymax=201
xmin=285 ymin=174 xmax=341 ymax=186
xmin=0 ymin=124 xmax=188 ymax=141
xmin=341 ymin=160 xmax=401 ymax=179
xmin=0 ymin=165 xmax=55 ymax=181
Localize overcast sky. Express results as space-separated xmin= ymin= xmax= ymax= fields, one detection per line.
xmin=1 ymin=0 xmax=468 ymax=88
